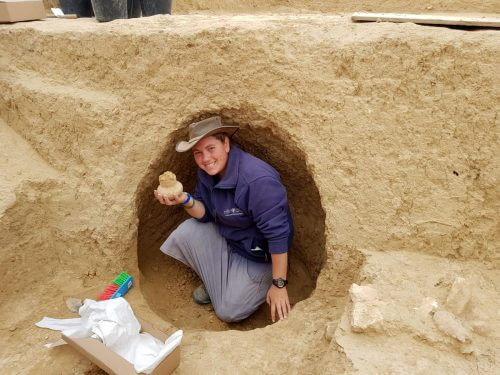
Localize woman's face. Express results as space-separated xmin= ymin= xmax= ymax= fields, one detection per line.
xmin=192 ymin=135 xmax=230 ymax=177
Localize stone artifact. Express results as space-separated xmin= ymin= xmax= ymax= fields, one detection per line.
xmin=433 ymin=310 xmax=471 ymax=343
xmin=65 ymin=297 xmax=83 ymax=313
xmin=157 ymin=171 xmax=183 ymax=196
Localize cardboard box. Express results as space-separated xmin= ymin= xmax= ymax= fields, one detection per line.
xmin=0 ymin=0 xmax=45 ymax=23
xmin=62 ymin=319 xmax=181 ymax=375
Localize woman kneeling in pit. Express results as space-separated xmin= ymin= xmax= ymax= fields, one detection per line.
xmin=154 ymin=116 xmax=293 ymax=323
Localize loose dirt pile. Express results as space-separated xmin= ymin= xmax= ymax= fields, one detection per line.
xmin=0 ymin=9 xmax=499 ymax=375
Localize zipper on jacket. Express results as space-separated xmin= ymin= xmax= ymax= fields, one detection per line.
xmin=211 ymin=187 xmax=217 ymax=223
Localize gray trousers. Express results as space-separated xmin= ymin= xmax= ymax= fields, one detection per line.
xmin=160 ymin=219 xmax=272 ymax=322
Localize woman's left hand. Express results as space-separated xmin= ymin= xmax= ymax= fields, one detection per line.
xmin=266 ymin=285 xmax=291 ymax=323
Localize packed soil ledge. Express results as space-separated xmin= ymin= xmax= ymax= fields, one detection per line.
xmin=0 ymin=14 xmax=499 ymax=374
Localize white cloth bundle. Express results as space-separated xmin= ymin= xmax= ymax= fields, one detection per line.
xmin=36 ymin=298 xmax=182 ymax=374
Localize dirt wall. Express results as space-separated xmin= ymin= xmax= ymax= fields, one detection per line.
xmin=1 ymin=15 xmax=498 ymax=266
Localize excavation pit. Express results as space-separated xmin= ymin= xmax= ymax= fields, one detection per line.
xmin=137 ymin=114 xmax=326 ymax=330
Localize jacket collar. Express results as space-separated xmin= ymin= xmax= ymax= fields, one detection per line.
xmin=198 ymin=145 xmax=241 ymax=189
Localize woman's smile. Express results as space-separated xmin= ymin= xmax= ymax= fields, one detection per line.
xmin=193 ymin=135 xmax=230 ymax=177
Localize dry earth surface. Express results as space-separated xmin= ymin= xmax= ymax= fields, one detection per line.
xmin=43 ymin=0 xmax=500 ymax=14
xmin=1 ymin=2 xmax=499 ymax=375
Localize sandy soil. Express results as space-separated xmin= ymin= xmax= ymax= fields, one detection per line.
xmin=43 ymin=0 xmax=500 ymax=14
xmin=0 ymin=8 xmax=499 ymax=375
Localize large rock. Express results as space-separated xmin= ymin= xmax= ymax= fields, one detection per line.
xmin=349 ymin=283 xmax=384 ymax=332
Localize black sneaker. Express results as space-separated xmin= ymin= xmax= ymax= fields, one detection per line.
xmin=192 ymin=284 xmax=211 ymax=305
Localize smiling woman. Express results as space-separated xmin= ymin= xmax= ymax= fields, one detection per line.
xmin=154 ymin=116 xmax=294 ymax=323
xmin=192 ymin=135 xmax=230 ymax=177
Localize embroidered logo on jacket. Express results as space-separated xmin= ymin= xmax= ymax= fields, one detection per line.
xmin=223 ymin=208 xmax=243 ymax=216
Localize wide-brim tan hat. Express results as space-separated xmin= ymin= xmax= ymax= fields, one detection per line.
xmin=175 ymin=116 xmax=239 ymax=152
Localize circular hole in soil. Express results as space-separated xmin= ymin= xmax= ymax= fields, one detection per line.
xmin=137 ymin=113 xmax=326 ymax=331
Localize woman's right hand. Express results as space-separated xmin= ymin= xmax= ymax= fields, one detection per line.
xmin=154 ymin=190 xmax=187 ymax=206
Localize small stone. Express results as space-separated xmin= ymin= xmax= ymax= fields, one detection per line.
xmin=461 ymin=345 xmax=473 ymax=354
xmin=426 ymin=6 xmax=433 ymax=10
xmin=65 ymin=298 xmax=83 ymax=313
xmin=446 ymin=277 xmax=472 ymax=316
xmin=9 ymin=326 xmax=17 ymax=332
xmin=86 ymin=269 xmax=97 ymax=277
xmin=433 ymin=310 xmax=471 ymax=343
xmin=324 ymin=321 xmax=337 ymax=341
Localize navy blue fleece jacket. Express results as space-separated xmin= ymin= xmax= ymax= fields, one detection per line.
xmin=193 ymin=145 xmax=293 ymax=263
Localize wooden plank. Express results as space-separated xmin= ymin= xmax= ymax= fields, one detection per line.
xmin=352 ymin=12 xmax=500 ymax=28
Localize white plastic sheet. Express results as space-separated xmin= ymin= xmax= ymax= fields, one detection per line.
xmin=36 ymin=298 xmax=182 ymax=374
